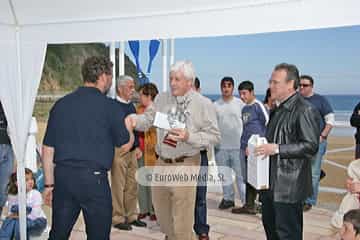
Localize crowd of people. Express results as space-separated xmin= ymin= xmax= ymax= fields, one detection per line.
xmin=0 ymin=56 xmax=359 ymax=240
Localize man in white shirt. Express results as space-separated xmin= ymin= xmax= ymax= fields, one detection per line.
xmin=214 ymin=77 xmax=245 ymax=209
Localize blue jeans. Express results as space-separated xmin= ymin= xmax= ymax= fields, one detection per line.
xmin=0 ymin=144 xmax=14 ymax=209
xmin=194 ymin=150 xmax=210 ymax=235
xmin=305 ymin=140 xmax=327 ymax=206
xmin=215 ymin=149 xmax=246 ymax=203
xmin=0 ymin=217 xmax=47 ymax=240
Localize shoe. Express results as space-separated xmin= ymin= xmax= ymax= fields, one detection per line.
xmin=218 ymin=199 xmax=235 ymax=210
xmin=114 ymin=222 xmax=132 ymax=231
xmin=150 ymin=214 xmax=157 ymax=221
xmin=320 ymin=169 xmax=326 ymax=181
xmin=303 ymin=203 xmax=312 ymax=212
xmin=231 ymin=205 xmax=257 ymax=215
xmin=138 ymin=213 xmax=148 ymax=220
xmin=130 ymin=219 xmax=147 ymax=227
xmin=198 ymin=233 xmax=209 ymax=240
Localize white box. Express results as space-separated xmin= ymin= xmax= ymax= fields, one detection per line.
xmin=247 ymin=134 xmax=270 ymax=190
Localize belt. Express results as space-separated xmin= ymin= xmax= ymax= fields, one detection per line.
xmin=160 ymin=156 xmax=186 ymax=164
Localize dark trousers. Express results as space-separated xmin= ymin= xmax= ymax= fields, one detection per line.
xmin=246 ymin=183 xmax=257 ymax=208
xmin=49 ymin=165 xmax=112 ymax=240
xmin=356 ymin=144 xmax=360 ymax=159
xmin=193 ymin=150 xmax=210 ymax=235
xmin=260 ymin=191 xmax=303 ymax=240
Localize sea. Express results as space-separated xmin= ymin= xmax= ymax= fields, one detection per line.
xmin=205 ymin=94 xmax=360 ymax=137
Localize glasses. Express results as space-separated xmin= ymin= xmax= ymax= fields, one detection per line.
xmin=299 ymin=84 xmax=312 ymax=88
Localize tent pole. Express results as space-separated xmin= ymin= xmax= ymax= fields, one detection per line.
xmin=15 ymin=27 xmax=27 ymax=240
xmin=108 ymin=42 xmax=116 ymax=98
xmin=162 ymin=39 xmax=168 ymax=92
xmin=119 ymin=41 xmax=125 ymax=76
xmin=170 ymin=38 xmax=175 ymax=65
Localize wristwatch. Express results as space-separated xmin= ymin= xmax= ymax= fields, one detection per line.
xmin=274 ymin=144 xmax=279 ymax=154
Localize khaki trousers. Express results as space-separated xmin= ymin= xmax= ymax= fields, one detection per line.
xmin=111 ymin=148 xmax=138 ymax=224
xmin=152 ymin=154 xmax=200 ymax=240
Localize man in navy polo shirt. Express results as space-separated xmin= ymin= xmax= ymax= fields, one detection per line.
xmin=42 ymin=56 xmax=133 ymax=240
xmin=299 ymin=75 xmax=335 ymax=212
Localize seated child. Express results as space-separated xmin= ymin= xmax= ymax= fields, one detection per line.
xmin=0 ymin=168 xmax=47 ymax=240
xmin=332 ymin=159 xmax=360 ymax=228
xmin=340 ymin=209 xmax=360 ymax=240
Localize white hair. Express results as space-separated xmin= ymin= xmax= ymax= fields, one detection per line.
xmin=117 ymin=75 xmax=134 ymax=88
xmin=170 ymin=60 xmax=195 ymax=83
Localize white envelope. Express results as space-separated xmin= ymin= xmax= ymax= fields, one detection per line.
xmin=153 ymin=112 xmax=186 ymax=130
xmin=153 ymin=112 xmax=171 ymax=130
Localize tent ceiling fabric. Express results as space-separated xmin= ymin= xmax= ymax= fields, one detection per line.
xmin=3 ymin=0 xmax=294 ymax=26
xmin=1 ymin=0 xmax=360 ymax=43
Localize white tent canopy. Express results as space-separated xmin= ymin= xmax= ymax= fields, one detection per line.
xmin=2 ymin=0 xmax=360 ymax=43
xmin=0 ymin=0 xmax=360 ymax=239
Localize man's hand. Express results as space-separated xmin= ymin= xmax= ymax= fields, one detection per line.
xmin=125 ymin=115 xmax=136 ymax=131
xmin=167 ymin=128 xmax=189 ymax=142
xmin=43 ymin=187 xmax=53 ymax=206
xmin=347 ymin=178 xmax=360 ymax=194
xmin=120 ymin=131 xmax=135 ymax=154
xmin=255 ymin=144 xmax=278 ymax=157
xmin=135 ymin=147 xmax=143 ymax=159
xmin=245 ymin=147 xmax=249 ymax=157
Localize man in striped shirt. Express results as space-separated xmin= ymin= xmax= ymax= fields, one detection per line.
xmin=232 ymin=80 xmax=269 ymax=215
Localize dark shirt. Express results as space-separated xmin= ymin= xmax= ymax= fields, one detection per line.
xmin=115 ymin=100 xmax=139 ymax=151
xmin=303 ymin=93 xmax=333 ymax=132
xmin=240 ymin=99 xmax=268 ymax=150
xmin=0 ymin=101 xmax=10 ymax=144
xmin=43 ymin=87 xmax=129 ymax=171
xmin=350 ymin=102 xmax=360 ymax=143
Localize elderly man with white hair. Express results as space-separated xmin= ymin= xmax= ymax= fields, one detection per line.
xmin=127 ymin=61 xmax=220 ymax=240
xmin=111 ymin=75 xmax=147 ymax=231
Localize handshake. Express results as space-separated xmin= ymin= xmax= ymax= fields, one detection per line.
xmin=125 ymin=115 xmax=137 ymax=132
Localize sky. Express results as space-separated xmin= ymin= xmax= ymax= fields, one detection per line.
xmin=122 ymin=25 xmax=360 ymax=95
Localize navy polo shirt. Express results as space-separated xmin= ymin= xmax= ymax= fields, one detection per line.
xmin=43 ymin=87 xmax=129 ymax=171
xmin=115 ymin=101 xmax=139 ymax=151
xmin=304 ymin=93 xmax=333 ymax=132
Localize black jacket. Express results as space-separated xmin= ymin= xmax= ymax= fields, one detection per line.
xmin=265 ymin=93 xmax=320 ymax=203
xmin=350 ymin=102 xmax=360 ymax=144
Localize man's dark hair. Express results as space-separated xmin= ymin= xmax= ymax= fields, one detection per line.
xmin=221 ymin=76 xmax=234 ymax=87
xmin=194 ymin=77 xmax=200 ymax=90
xmin=264 ymin=88 xmax=271 ymax=104
xmin=238 ymin=81 xmax=254 ymax=92
xmin=81 ymin=56 xmax=113 ymax=83
xmin=344 ymin=209 xmax=360 ymax=235
xmin=274 ymin=63 xmax=300 ymax=90
xmin=139 ymin=83 xmax=159 ymax=101
xmin=300 ymin=75 xmax=314 ymax=86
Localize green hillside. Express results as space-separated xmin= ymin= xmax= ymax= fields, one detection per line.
xmin=39 ymin=43 xmax=138 ymax=93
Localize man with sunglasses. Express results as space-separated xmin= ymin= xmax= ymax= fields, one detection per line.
xmin=299 ymin=75 xmax=335 ymax=212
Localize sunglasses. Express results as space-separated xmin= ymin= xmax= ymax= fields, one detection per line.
xmin=299 ymin=84 xmax=312 ymax=88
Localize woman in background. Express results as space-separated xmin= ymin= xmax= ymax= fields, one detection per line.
xmin=137 ymin=83 xmax=159 ymax=221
